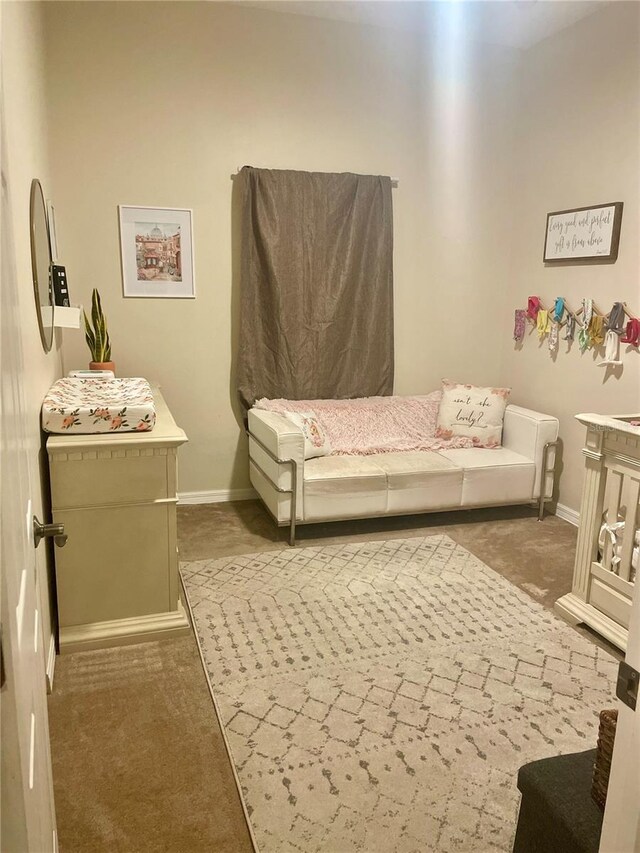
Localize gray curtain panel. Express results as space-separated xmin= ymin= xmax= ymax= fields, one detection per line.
xmin=237 ymin=167 xmax=394 ymax=408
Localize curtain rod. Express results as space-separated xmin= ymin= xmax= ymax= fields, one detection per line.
xmin=231 ymin=168 xmax=398 ymax=187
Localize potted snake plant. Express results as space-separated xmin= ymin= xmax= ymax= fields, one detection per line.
xmin=84 ymin=288 xmax=115 ymax=373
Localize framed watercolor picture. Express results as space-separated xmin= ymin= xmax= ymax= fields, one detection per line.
xmin=543 ymin=202 xmax=623 ymax=263
xmin=119 ymin=206 xmax=195 ymax=298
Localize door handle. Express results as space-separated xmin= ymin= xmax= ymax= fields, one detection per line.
xmin=33 ymin=516 xmax=67 ymax=548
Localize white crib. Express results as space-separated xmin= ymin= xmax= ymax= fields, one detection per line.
xmin=555 ymin=412 xmax=640 ymax=651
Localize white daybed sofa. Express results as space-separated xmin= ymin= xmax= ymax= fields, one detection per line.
xmin=248 ymin=403 xmax=559 ymax=545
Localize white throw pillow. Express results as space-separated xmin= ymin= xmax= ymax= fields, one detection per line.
xmin=283 ymin=411 xmax=331 ymax=459
xmin=436 ymin=380 xmax=511 ymax=448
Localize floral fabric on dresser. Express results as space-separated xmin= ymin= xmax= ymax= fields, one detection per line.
xmin=42 ymin=378 xmax=156 ymax=434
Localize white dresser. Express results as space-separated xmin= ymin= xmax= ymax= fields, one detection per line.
xmin=48 ymin=388 xmax=190 ymax=652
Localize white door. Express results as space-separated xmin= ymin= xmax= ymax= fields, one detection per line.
xmin=0 ymin=111 xmax=58 ymax=850
xmin=600 ymin=570 xmax=640 ymax=852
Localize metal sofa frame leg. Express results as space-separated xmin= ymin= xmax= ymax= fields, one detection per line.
xmin=538 ymin=440 xmax=559 ymax=521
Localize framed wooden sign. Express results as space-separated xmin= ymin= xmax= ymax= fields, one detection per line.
xmin=543 ymin=202 xmax=623 ymax=263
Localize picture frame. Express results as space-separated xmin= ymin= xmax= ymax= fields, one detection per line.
xmin=543 ymin=202 xmax=623 ymax=263
xmin=118 ymin=205 xmax=195 ymax=298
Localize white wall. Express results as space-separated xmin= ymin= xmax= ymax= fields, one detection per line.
xmin=44 ymin=1 xmax=516 ymax=496
xmin=2 ymin=0 xmax=63 ymax=659
xmin=502 ymin=2 xmax=640 ymax=512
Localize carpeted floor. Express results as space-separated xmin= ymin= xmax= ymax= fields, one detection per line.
xmin=47 ymin=635 xmax=255 ymax=853
xmin=48 ymin=501 xmax=619 ymax=852
xmin=182 ymin=534 xmax=617 ymax=852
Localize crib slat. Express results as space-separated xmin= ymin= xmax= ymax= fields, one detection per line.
xmin=603 ymin=469 xmax=623 ymax=571
xmin=618 ymin=476 xmax=639 ymax=582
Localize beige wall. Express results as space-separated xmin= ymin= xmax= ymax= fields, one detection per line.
xmin=44 ymin=1 xmax=516 ymax=496
xmin=416 ymin=30 xmax=518 ymax=392
xmin=43 ymin=1 xmax=637 ymax=512
xmin=502 ymin=2 xmax=640 ymax=512
xmin=2 ymin=1 xmax=63 ymax=655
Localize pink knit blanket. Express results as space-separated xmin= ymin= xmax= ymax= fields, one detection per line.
xmin=254 ymin=392 xmax=475 ymax=455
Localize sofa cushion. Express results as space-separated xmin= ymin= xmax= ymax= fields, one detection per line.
xmin=367 ymin=452 xmax=463 ymax=513
xmin=303 ymin=456 xmax=387 ymax=521
xmin=438 ymin=447 xmax=536 ymax=506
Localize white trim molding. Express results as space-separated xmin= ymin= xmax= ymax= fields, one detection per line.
xmin=177 ymin=488 xmax=257 ymax=505
xmin=555 ymin=503 xmax=580 ymax=527
xmin=59 ymin=601 xmax=190 ymax=654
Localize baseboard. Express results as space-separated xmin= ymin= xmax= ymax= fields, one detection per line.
xmin=177 ymin=487 xmax=257 ymax=505
xmin=59 ymin=602 xmax=191 ymax=654
xmin=555 ymin=502 xmax=580 ymax=527
xmin=45 ymin=631 xmax=56 ymax=694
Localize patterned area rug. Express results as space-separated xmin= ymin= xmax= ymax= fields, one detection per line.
xmin=181 ymin=536 xmax=616 ymax=853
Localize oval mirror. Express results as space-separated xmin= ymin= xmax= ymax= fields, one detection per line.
xmin=30 ymin=178 xmax=54 ymax=352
